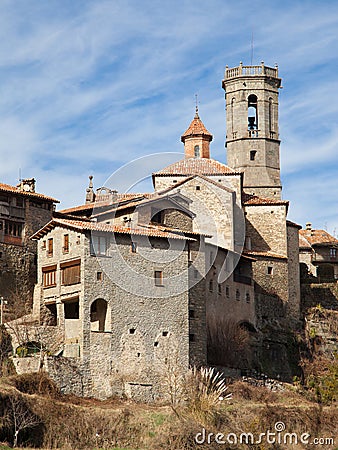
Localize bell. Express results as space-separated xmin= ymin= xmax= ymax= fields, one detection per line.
xmin=248 ymin=116 xmax=256 ymax=130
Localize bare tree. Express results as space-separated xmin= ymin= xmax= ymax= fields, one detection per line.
xmin=6 ymin=395 xmax=40 ymax=447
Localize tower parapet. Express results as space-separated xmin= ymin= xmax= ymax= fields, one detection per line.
xmin=222 ymin=62 xmax=282 ymax=199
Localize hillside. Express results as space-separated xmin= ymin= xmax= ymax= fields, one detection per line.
xmin=0 ymin=372 xmax=337 ymax=450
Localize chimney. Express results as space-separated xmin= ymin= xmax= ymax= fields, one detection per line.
xmin=306 ymin=222 xmax=312 ymax=232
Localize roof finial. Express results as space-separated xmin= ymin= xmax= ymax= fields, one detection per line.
xmin=195 ymin=93 xmax=199 ymax=118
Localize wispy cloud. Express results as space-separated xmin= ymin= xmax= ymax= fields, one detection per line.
xmin=0 ymin=0 xmax=337 ymax=231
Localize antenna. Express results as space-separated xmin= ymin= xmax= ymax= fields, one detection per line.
xmin=195 ymin=93 xmax=199 ymax=116
xmin=250 ymin=30 xmax=254 ymax=66
xmin=19 ymin=168 xmax=22 ymax=182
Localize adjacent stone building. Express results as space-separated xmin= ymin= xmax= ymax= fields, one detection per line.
xmin=0 ymin=179 xmax=58 ymax=316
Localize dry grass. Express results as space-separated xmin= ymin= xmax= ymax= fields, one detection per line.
xmin=0 ymin=374 xmax=337 ymax=449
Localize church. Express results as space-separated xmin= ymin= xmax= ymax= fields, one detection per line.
xmin=8 ymin=62 xmax=302 ymax=401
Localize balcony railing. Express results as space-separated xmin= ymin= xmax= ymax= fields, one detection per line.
xmin=224 ymin=62 xmax=279 ymax=80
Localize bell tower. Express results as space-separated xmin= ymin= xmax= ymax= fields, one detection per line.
xmin=222 ymin=61 xmax=282 ymax=199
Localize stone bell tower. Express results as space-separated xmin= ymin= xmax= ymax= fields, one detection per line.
xmin=222 ymin=62 xmax=282 ymax=199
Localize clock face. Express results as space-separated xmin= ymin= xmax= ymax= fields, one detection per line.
xmin=23 ymin=184 xmax=30 ymax=192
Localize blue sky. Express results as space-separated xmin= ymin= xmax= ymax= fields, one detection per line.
xmin=0 ymin=0 xmax=338 ymax=233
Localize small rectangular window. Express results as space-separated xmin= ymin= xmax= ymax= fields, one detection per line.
xmin=16 ymin=197 xmax=24 ymax=207
xmin=209 ymin=280 xmax=213 ymax=292
xmin=218 ymin=283 xmax=222 ymax=294
xmin=154 ymin=270 xmax=163 ymax=286
xmin=267 ymin=266 xmax=273 ymax=275
xmin=47 ymin=238 xmax=53 ymax=256
xmin=131 ymin=242 xmax=137 ymax=253
xmin=225 ymin=286 xmax=230 ymax=298
xmin=189 ymin=334 xmax=195 ymax=342
xmin=189 ymin=309 xmax=195 ymax=318
xmin=63 ymin=234 xmax=69 ymax=253
xmin=330 ymin=248 xmax=337 ymax=259
xmin=97 ymin=271 xmax=103 ymax=281
xmin=250 ymin=150 xmax=257 ymax=161
xmin=196 ymin=186 xmax=200 ymax=191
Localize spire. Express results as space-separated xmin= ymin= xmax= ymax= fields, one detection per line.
xmin=181 ymin=107 xmax=213 ymax=159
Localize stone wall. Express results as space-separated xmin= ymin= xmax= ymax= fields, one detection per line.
xmin=287 ymin=224 xmax=301 ymax=319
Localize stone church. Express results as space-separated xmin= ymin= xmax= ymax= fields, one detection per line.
xmin=8 ymin=62 xmax=302 ymax=401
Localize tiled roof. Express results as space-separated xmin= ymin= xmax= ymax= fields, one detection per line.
xmin=31 ymin=218 xmax=198 ymax=241
xmin=299 ymin=229 xmax=338 ymax=247
xmin=299 ymin=234 xmax=312 ymax=249
xmin=181 ymin=111 xmax=212 ymax=141
xmin=242 ymin=193 xmax=289 ymax=207
xmin=59 ymin=193 xmax=151 ymax=215
xmin=243 ymin=250 xmax=287 ymax=260
xmin=0 ymin=182 xmax=59 ymax=203
xmin=154 ymin=158 xmax=240 ymax=176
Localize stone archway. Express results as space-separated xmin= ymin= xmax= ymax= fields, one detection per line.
xmin=90 ymin=299 xmax=109 ymax=332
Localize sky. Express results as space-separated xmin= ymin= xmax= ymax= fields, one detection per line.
xmin=0 ymin=0 xmax=338 ymax=234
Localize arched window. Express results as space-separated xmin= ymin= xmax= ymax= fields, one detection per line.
xmin=231 ymin=97 xmax=235 ymax=133
xmin=269 ymin=97 xmax=273 ymax=134
xmin=194 ymin=145 xmax=200 ymax=158
xmin=248 ymin=94 xmax=258 ymax=131
xmin=90 ymin=298 xmax=109 ymax=332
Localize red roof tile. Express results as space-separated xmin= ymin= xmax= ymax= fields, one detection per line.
xmin=242 ymin=193 xmax=289 ymax=207
xmin=0 ymin=182 xmax=59 ymax=203
xmin=299 ymin=229 xmax=338 ymax=246
xmin=244 ymin=250 xmax=287 ymax=260
xmin=31 ymin=218 xmax=198 ymax=241
xmin=154 ymin=158 xmax=240 ymax=176
xmin=181 ymin=111 xmax=213 ymax=142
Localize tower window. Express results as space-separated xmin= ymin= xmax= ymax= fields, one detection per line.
xmin=250 ymin=150 xmax=257 ymax=161
xmin=194 ymin=145 xmax=200 ymax=158
xmin=248 ymin=94 xmax=258 ymax=131
xmin=236 ymin=289 xmax=240 ymax=301
xmin=267 ymin=266 xmax=273 ymax=275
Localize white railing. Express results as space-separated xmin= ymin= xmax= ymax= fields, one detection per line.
xmin=225 ymin=62 xmax=278 ymax=79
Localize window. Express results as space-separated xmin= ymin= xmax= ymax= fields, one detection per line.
xmin=248 ymin=94 xmax=258 ymax=131
xmin=209 ymin=280 xmax=214 ymax=292
xmin=189 ymin=333 xmax=195 ymax=342
xmin=246 ymin=293 xmax=250 ymax=303
xmin=64 ymin=298 xmax=79 ymax=319
xmin=194 ymin=145 xmax=200 ymax=158
xmin=250 ymin=150 xmax=257 ymax=161
xmin=196 ymin=186 xmax=200 ymax=191
xmin=225 ymin=286 xmax=230 ymax=298
xmin=131 ymin=242 xmax=137 ymax=253
xmin=267 ymin=266 xmax=273 ymax=275
xmin=47 ymin=238 xmax=53 ymax=256
xmin=42 ymin=265 xmax=57 ymax=288
xmin=91 ymin=235 xmax=108 ymax=256
xmin=42 ymin=241 xmax=46 ymax=250
xmin=236 ymin=289 xmax=240 ymax=301
xmin=218 ymin=283 xmax=222 ymax=294
xmin=154 ymin=270 xmax=164 ymax=286
xmin=330 ymin=248 xmax=337 ymax=259
xmin=16 ymin=197 xmax=24 ymax=207
xmin=4 ymin=221 xmax=23 ymax=237
xmin=63 ymin=234 xmax=69 ymax=253
xmin=189 ymin=309 xmax=195 ymax=318
xmin=97 ymin=271 xmax=103 ymax=281
xmin=61 ymin=260 xmax=81 ymax=285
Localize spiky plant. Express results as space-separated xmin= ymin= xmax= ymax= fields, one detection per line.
xmin=185 ymin=366 xmax=232 ymax=425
